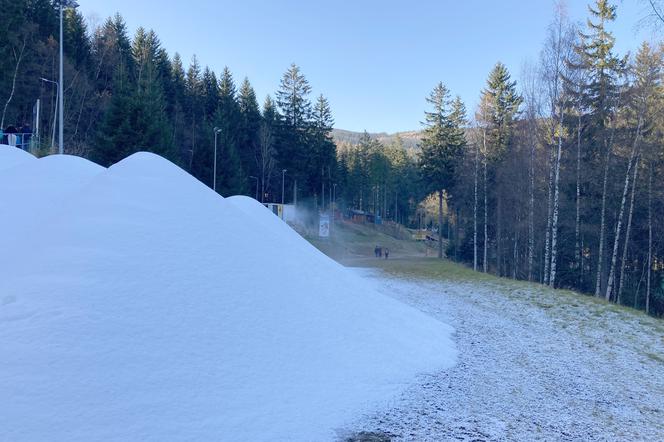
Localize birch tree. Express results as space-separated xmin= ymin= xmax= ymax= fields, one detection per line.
xmin=540 ymin=3 xmax=576 ymax=287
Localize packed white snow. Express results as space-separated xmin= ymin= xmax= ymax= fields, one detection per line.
xmin=0 ymin=146 xmax=456 ymax=441
xmin=0 ymin=144 xmax=35 ymax=171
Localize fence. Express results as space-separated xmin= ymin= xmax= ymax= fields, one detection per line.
xmin=1 ymin=133 xmax=35 ymax=151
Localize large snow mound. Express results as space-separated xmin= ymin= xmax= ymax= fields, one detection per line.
xmin=0 ymin=152 xmax=456 ymax=441
xmin=0 ymin=144 xmax=36 ymax=170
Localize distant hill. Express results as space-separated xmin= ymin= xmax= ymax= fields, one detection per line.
xmin=332 ymin=128 xmax=422 ymax=150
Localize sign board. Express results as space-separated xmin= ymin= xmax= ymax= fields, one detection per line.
xmin=319 ymin=214 xmax=330 ymax=238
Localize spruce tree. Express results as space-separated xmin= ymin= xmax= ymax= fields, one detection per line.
xmin=419 ymin=83 xmax=467 ymax=258
xmin=570 ymin=0 xmax=626 ymax=296
xmin=237 ymin=77 xmax=261 ymax=179
xmin=214 ymin=67 xmax=246 ymax=195
xmin=275 ymin=63 xmax=312 ymax=192
xmin=309 ymin=94 xmax=336 ymax=199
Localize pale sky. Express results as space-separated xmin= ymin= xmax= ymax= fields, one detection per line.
xmin=79 ymin=0 xmax=658 ymax=133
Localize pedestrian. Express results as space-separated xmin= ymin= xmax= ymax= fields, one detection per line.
xmin=378 ymin=246 xmax=382 ymax=258
xmin=374 ymin=245 xmax=379 ymax=258
xmin=384 ymin=248 xmax=389 ymax=259
xmin=4 ymin=125 xmax=17 ymax=147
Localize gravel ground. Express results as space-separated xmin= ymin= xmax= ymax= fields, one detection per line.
xmin=341 ymin=269 xmax=664 ymax=441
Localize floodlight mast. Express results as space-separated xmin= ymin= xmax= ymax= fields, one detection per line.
xmin=213 ymin=127 xmax=222 ymax=192
xmin=57 ymin=0 xmax=79 ymax=155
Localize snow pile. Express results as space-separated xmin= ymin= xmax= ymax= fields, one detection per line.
xmin=0 ymin=146 xmax=456 ymax=441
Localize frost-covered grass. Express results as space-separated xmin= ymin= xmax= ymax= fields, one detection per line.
xmin=360 ymin=257 xmax=663 ymax=330
xmin=343 ymin=261 xmax=664 ymax=441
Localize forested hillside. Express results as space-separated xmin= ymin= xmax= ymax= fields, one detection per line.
xmin=0 ymin=1 xmax=336 ymax=201
xmin=1 ymin=0 xmax=663 ymax=316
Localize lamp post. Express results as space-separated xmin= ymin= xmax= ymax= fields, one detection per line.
xmin=213 ymin=127 xmax=221 ymax=192
xmin=249 ymin=176 xmax=259 ymax=200
xmin=40 ymin=78 xmax=58 ymax=152
xmin=57 ymin=0 xmax=79 ymax=155
xmin=332 ymin=183 xmax=337 ymax=211
xmin=281 ymin=169 xmax=287 ymax=205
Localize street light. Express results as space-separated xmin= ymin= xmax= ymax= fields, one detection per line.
xmin=249 ymin=176 xmax=259 ymax=200
xmin=56 ymin=0 xmax=79 ymax=155
xmin=40 ymin=78 xmax=58 ymax=152
xmin=213 ymin=127 xmax=222 ymax=192
xmin=281 ymin=169 xmax=287 ymax=206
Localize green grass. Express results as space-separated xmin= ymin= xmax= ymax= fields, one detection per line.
xmin=302 ymin=221 xmax=663 ymax=345
xmin=304 ymin=221 xmax=429 ymax=261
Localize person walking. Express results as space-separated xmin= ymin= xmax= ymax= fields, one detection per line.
xmin=384 ymin=248 xmax=389 ymax=259
xmin=4 ymin=125 xmax=17 ymax=147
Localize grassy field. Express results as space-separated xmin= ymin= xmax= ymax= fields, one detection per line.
xmin=303 ymin=221 xmax=663 ymax=339
xmin=304 ymin=220 xmax=431 ymax=261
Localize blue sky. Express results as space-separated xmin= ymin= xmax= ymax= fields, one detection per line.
xmin=78 ymin=0 xmax=657 ymax=133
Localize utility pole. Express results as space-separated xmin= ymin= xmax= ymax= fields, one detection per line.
xmin=56 ymin=1 xmax=78 ymax=154
xmin=281 ymin=169 xmax=287 ymax=205
xmin=40 ymin=78 xmax=58 ymax=152
xmin=213 ymin=127 xmax=221 ymax=192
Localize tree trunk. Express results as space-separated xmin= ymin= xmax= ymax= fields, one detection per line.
xmin=575 ymin=113 xmax=582 ymax=283
xmin=513 ymin=219 xmax=519 ymax=280
xmin=549 ymin=108 xmax=564 ymax=287
xmin=544 ymin=139 xmax=555 ymax=285
xmin=595 ymin=144 xmax=612 ymax=297
xmin=606 ymin=121 xmax=641 ymax=301
xmin=528 ymin=131 xmax=535 ymax=282
xmin=483 ymin=130 xmax=489 ymax=273
xmin=438 ymin=189 xmax=444 ymax=259
xmin=1 ymin=36 xmax=27 ymax=129
xmin=497 ymin=194 xmax=502 ymax=277
xmin=617 ymin=154 xmax=639 ymax=304
xmin=646 ymin=162 xmax=652 ymax=314
xmin=474 ymin=139 xmax=479 ymax=271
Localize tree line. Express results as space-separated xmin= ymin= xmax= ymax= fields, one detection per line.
xmin=408 ymin=0 xmax=663 ymax=316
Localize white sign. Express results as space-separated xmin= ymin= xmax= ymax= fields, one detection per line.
xmin=319 ymin=214 xmax=330 ymax=238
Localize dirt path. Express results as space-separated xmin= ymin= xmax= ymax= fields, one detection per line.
xmin=342 ymin=269 xmax=664 ymax=441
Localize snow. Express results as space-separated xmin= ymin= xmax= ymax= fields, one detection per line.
xmin=0 ymin=144 xmax=35 ymax=171
xmin=0 ymin=148 xmax=456 ymax=441
xmin=346 ymin=269 xmax=664 ymax=441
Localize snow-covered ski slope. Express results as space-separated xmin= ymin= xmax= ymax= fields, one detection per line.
xmin=0 ymin=146 xmax=456 ymax=441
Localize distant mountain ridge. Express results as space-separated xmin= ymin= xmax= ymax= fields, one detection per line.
xmin=332 ymin=128 xmax=422 ymax=149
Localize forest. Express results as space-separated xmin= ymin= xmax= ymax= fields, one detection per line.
xmin=1 ymin=0 xmax=663 ymax=316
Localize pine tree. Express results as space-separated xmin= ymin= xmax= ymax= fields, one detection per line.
xmin=308 ymin=94 xmax=336 ymax=201
xmin=237 ymin=77 xmax=261 ymax=180
xmin=477 ymin=63 xmax=521 ymax=274
xmin=258 ymin=95 xmax=278 ymax=202
xmin=214 ymin=67 xmax=246 ymax=195
xmin=571 ymin=0 xmax=626 ymax=296
xmin=419 ymin=83 xmax=466 ymax=259
xmin=275 ymin=63 xmax=312 ymax=192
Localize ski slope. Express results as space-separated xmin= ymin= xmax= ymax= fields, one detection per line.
xmin=0 ymin=146 xmax=456 ymax=441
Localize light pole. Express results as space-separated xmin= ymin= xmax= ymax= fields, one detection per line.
xmin=40 ymin=78 xmax=58 ymax=152
xmin=332 ymin=183 xmax=337 ymax=211
xmin=57 ymin=0 xmax=79 ymax=155
xmin=249 ymin=176 xmax=259 ymax=200
xmin=281 ymin=169 xmax=287 ymax=205
xmin=213 ymin=127 xmax=221 ymax=192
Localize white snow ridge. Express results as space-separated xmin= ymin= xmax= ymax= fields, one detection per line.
xmin=0 ymin=145 xmax=456 ymax=441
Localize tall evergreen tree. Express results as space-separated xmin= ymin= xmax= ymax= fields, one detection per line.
xmin=237 ymin=77 xmax=261 ymax=180
xmin=275 ymin=63 xmax=312 ymax=193
xmin=214 ymin=67 xmax=245 ymax=195
xmin=477 ymin=62 xmax=522 ymax=274
xmin=570 ymin=0 xmax=626 ymax=296
xmin=419 ymin=83 xmax=467 ymax=259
